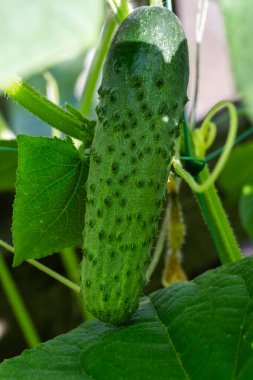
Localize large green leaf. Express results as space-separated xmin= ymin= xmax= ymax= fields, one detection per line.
xmin=1 ymin=257 xmax=253 ymax=379
xmin=219 ymin=142 xmax=253 ymax=202
xmin=240 ymin=185 xmax=253 ymax=240
xmin=0 ymin=140 xmax=18 ymax=192
xmin=12 ymin=135 xmax=88 ymax=266
xmin=219 ymin=0 xmax=253 ymax=122
xmin=0 ymin=0 xmax=104 ymax=86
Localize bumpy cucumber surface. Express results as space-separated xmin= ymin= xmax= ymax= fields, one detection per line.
xmin=81 ymin=6 xmax=189 ymax=324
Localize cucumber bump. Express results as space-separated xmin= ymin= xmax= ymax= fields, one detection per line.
xmin=81 ymin=6 xmax=189 ymax=324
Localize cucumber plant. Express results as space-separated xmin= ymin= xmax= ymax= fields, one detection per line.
xmin=81 ymin=6 xmax=189 ymax=324
xmin=1 ymin=1 xmax=251 ymax=378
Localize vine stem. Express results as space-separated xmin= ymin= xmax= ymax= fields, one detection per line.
xmin=80 ymin=0 xmax=131 ymax=116
xmin=177 ymin=102 xmax=242 ymax=265
xmin=173 ymin=101 xmax=238 ymax=192
xmin=119 ymin=0 xmax=131 ymax=16
xmin=196 ymin=166 xmax=242 ymax=263
xmin=0 ymin=253 xmax=40 ymax=347
xmin=112 ymin=0 xmax=129 ymax=21
xmin=3 ymin=80 xmax=94 ymax=143
xmin=0 ymin=240 xmax=80 ymax=293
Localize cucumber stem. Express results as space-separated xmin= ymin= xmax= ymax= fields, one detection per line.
xmin=4 ymin=80 xmax=94 ymax=143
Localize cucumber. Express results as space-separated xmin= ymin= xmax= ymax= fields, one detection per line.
xmin=81 ymin=6 xmax=189 ymax=324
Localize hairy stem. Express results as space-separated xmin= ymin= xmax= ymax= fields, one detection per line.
xmin=0 ymin=253 xmax=40 ymax=347
xmin=4 ymin=80 xmax=94 ymax=143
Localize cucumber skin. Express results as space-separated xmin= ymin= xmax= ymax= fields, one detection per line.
xmin=81 ymin=6 xmax=189 ymax=324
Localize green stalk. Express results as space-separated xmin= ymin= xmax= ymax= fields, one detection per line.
xmin=196 ymin=166 xmax=242 ymax=263
xmin=0 ymin=253 xmax=40 ymax=347
xmin=79 ymin=16 xmax=117 ymax=116
xmin=4 ymin=80 xmax=94 ymax=143
xmin=114 ymin=0 xmax=130 ymax=21
xmin=80 ymin=0 xmax=131 ymax=116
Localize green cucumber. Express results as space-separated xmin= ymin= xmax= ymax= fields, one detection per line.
xmin=81 ymin=6 xmax=189 ymax=324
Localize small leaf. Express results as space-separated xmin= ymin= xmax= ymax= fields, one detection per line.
xmin=219 ymin=141 xmax=253 ymax=202
xmin=219 ymin=0 xmax=253 ymax=122
xmin=1 ymin=257 xmax=253 ymax=379
xmin=239 ymin=185 xmax=253 ymax=239
xmin=0 ymin=140 xmax=18 ymax=192
xmin=0 ymin=0 xmax=104 ymax=86
xmin=13 ymin=135 xmax=88 ymax=266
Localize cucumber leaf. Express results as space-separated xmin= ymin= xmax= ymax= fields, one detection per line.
xmin=0 ymin=0 xmax=104 ymax=86
xmin=1 ymin=257 xmax=253 ymax=379
xmin=12 ymin=135 xmax=88 ymax=266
